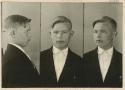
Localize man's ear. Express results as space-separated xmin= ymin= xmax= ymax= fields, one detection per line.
xmin=50 ymin=28 xmax=53 ymax=35
xmin=115 ymin=31 xmax=117 ymax=36
xmin=9 ymin=29 xmax=16 ymax=38
xmin=113 ymin=31 xmax=117 ymax=39
xmin=70 ymin=30 xmax=74 ymax=36
xmin=49 ymin=31 xmax=51 ymax=35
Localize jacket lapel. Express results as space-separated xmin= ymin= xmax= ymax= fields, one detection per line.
xmin=93 ymin=48 xmax=103 ymax=83
xmin=49 ymin=48 xmax=58 ymax=83
xmin=58 ymin=49 xmax=70 ymax=82
xmin=104 ymin=48 xmax=117 ymax=83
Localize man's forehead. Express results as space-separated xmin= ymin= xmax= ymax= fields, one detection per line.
xmin=94 ymin=22 xmax=113 ymax=29
xmin=52 ymin=23 xmax=71 ymax=30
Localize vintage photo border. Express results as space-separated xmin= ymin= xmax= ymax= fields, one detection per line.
xmin=0 ymin=0 xmax=124 ymax=90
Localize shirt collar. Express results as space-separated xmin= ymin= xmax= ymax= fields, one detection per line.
xmin=53 ymin=46 xmax=68 ymax=55
xmin=98 ymin=46 xmax=113 ymax=55
xmin=9 ymin=43 xmax=31 ymax=60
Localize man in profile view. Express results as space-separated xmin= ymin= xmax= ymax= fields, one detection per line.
xmin=2 ymin=15 xmax=40 ymax=87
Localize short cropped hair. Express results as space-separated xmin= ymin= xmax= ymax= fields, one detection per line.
xmin=92 ymin=16 xmax=117 ymax=31
xmin=51 ymin=16 xmax=72 ymax=30
xmin=4 ymin=14 xmax=31 ymax=29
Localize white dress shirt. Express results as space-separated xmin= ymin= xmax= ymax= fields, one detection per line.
xmin=98 ymin=47 xmax=113 ymax=81
xmin=53 ymin=46 xmax=68 ymax=81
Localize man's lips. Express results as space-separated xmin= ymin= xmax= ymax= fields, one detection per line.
xmin=96 ymin=40 xmax=103 ymax=43
xmin=27 ymin=38 xmax=31 ymax=42
xmin=56 ymin=41 xmax=64 ymax=43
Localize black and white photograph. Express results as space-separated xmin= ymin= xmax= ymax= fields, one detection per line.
xmin=0 ymin=0 xmax=124 ymax=89
xmin=83 ymin=3 xmax=123 ymax=87
xmin=1 ymin=2 xmax=41 ymax=87
xmin=40 ymin=3 xmax=83 ymax=87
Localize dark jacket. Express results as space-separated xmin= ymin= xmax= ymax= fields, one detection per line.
xmin=2 ymin=44 xmax=40 ymax=88
xmin=83 ymin=48 xmax=122 ymax=87
xmin=40 ymin=48 xmax=83 ymax=87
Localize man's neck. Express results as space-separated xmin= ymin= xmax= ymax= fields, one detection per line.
xmin=98 ymin=46 xmax=113 ymax=51
xmin=54 ymin=46 xmax=68 ymax=51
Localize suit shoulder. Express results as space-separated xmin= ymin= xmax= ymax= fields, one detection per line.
xmin=114 ymin=49 xmax=122 ymax=61
xmin=115 ymin=49 xmax=122 ymax=56
xmin=68 ymin=50 xmax=82 ymax=69
xmin=83 ymin=49 xmax=97 ymax=63
xmin=40 ymin=49 xmax=51 ymax=55
xmin=69 ymin=50 xmax=82 ymax=60
xmin=40 ymin=48 xmax=52 ymax=63
xmin=83 ymin=49 xmax=96 ymax=57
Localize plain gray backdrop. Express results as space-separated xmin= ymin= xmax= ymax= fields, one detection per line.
xmin=84 ymin=3 xmax=123 ymax=54
xmin=1 ymin=2 xmax=41 ymax=71
xmin=1 ymin=2 xmax=123 ymax=72
xmin=41 ymin=3 xmax=84 ymax=57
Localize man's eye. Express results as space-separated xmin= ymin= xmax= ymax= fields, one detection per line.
xmin=54 ymin=31 xmax=58 ymax=34
xmin=93 ymin=30 xmax=97 ymax=33
xmin=63 ymin=31 xmax=68 ymax=33
xmin=101 ymin=30 xmax=106 ymax=33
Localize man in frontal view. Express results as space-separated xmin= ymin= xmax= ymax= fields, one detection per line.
xmin=2 ymin=15 xmax=40 ymax=87
xmin=83 ymin=16 xmax=122 ymax=87
xmin=40 ymin=16 xmax=82 ymax=87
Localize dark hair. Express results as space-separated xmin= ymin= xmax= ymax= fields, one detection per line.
xmin=4 ymin=14 xmax=31 ymax=29
xmin=51 ymin=16 xmax=72 ymax=30
xmin=92 ymin=16 xmax=117 ymax=31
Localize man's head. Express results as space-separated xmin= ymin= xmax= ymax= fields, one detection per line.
xmin=50 ymin=16 xmax=74 ymax=50
xmin=92 ymin=16 xmax=117 ymax=50
xmin=4 ymin=15 xmax=31 ymax=47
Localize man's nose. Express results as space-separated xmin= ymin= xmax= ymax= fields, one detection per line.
xmin=97 ymin=32 xmax=101 ymax=38
xmin=28 ymin=31 xmax=32 ymax=39
xmin=57 ymin=32 xmax=63 ymax=38
xmin=29 ymin=34 xmax=32 ymax=39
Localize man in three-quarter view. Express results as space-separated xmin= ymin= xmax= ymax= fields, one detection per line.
xmin=83 ymin=16 xmax=122 ymax=87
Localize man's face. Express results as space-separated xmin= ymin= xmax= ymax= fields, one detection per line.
xmin=14 ymin=23 xmax=31 ymax=47
xmin=50 ymin=22 xmax=73 ymax=50
xmin=93 ymin=22 xmax=116 ymax=50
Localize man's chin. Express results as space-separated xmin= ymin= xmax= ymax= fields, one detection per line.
xmin=97 ymin=44 xmax=104 ymax=48
xmin=55 ymin=46 xmax=67 ymax=50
